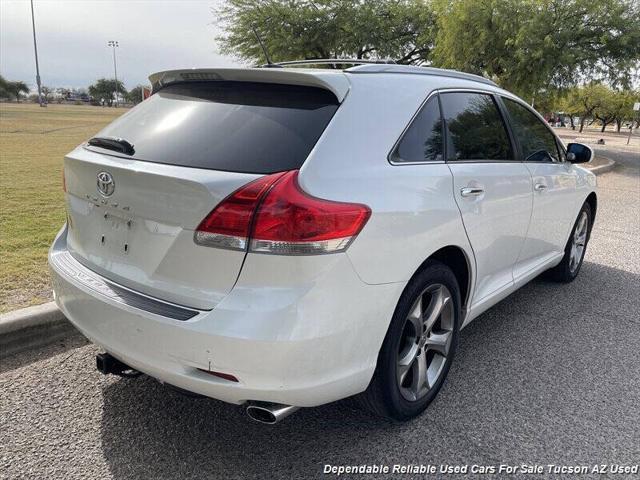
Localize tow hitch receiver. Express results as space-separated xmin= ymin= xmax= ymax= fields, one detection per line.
xmin=96 ymin=353 xmax=141 ymax=378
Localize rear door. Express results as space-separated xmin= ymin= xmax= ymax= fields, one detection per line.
xmin=500 ymin=97 xmax=579 ymax=279
xmin=443 ymin=91 xmax=533 ymax=305
xmin=63 ymin=81 xmax=339 ymax=309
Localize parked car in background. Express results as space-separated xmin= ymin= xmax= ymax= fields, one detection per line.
xmin=49 ymin=62 xmax=597 ymax=424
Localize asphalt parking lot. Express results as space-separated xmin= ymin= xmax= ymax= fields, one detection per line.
xmin=1 ymin=148 xmax=639 ymax=479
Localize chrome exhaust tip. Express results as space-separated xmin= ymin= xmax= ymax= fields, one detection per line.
xmin=246 ymin=402 xmax=300 ymax=424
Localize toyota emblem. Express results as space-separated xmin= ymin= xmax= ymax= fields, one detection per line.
xmin=97 ymin=171 xmax=115 ymax=197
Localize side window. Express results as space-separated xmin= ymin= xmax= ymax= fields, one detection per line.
xmin=440 ymin=92 xmax=513 ymax=161
xmin=392 ymin=96 xmax=443 ymax=163
xmin=503 ymin=98 xmax=560 ymax=162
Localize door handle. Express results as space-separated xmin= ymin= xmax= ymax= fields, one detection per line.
xmin=534 ymin=183 xmax=548 ymax=192
xmin=460 ymin=187 xmax=485 ymax=197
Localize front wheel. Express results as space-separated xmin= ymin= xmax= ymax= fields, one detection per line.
xmin=546 ymin=203 xmax=593 ymax=283
xmin=357 ymin=260 xmax=461 ymax=421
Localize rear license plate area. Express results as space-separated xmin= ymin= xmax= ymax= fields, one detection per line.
xmin=100 ymin=210 xmax=134 ymax=255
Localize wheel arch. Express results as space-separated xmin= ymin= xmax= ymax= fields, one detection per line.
xmin=411 ymin=245 xmax=473 ymax=313
xmin=585 ymin=191 xmax=597 ymax=223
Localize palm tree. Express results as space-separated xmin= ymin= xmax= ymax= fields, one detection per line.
xmin=9 ymin=81 xmax=29 ymax=103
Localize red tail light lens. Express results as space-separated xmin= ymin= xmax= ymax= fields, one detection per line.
xmin=195 ymin=170 xmax=370 ymax=255
xmin=194 ymin=172 xmax=286 ymax=250
xmin=250 ymin=171 xmax=371 ymax=254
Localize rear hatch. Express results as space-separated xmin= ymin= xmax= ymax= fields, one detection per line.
xmin=63 ymin=75 xmax=342 ymax=309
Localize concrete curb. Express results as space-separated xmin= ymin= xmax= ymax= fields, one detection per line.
xmin=586 ymin=156 xmax=616 ymax=175
xmin=0 ymin=302 xmax=74 ymax=358
xmin=0 ymin=302 xmax=64 ymax=334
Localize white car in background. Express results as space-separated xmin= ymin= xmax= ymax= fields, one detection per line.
xmin=49 ymin=62 xmax=597 ymax=424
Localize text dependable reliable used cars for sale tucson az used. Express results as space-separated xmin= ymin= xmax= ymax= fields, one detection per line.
xmin=49 ymin=62 xmax=597 ymax=424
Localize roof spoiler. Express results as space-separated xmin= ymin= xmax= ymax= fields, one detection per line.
xmin=148 ymin=68 xmax=351 ymax=102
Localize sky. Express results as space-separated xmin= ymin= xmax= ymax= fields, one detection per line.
xmin=0 ymin=0 xmax=240 ymax=91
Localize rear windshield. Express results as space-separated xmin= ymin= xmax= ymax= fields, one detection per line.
xmin=90 ymin=81 xmax=339 ymax=174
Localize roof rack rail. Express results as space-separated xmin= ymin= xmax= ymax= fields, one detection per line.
xmin=257 ymin=58 xmax=396 ymax=68
xmin=345 ymin=64 xmax=498 ymax=87
xmin=251 ymin=59 xmax=498 ymax=87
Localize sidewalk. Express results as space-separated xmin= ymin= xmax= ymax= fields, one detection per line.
xmin=585 ymin=155 xmax=616 ymax=174
xmin=555 ymin=127 xmax=639 ymax=154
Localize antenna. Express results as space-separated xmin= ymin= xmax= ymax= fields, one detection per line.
xmin=251 ymin=23 xmax=274 ymax=67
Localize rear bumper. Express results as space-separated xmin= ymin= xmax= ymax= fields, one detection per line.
xmin=49 ymin=226 xmax=403 ymax=407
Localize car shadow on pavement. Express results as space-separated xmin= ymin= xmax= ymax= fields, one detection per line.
xmin=99 ymin=261 xmax=639 ymax=480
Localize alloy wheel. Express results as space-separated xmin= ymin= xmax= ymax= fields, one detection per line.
xmin=397 ymin=284 xmax=454 ymax=402
xmin=569 ymin=211 xmax=588 ymax=274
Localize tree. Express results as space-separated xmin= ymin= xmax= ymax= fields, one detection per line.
xmin=593 ymin=88 xmax=620 ymax=132
xmin=88 ymin=78 xmax=125 ymax=106
xmin=531 ymin=88 xmax=563 ymax=118
xmin=126 ymin=85 xmax=149 ymax=105
xmin=126 ymin=86 xmax=141 ymax=104
xmin=215 ymin=0 xmax=436 ymax=65
xmin=0 ymin=74 xmax=10 ymax=99
xmin=559 ymin=84 xmax=610 ymax=132
xmin=431 ymin=0 xmax=640 ymax=98
xmin=560 ymin=85 xmax=638 ymax=132
xmin=56 ymin=87 xmax=71 ymax=103
xmin=557 ymin=89 xmax=582 ymax=130
xmin=8 ymin=80 xmax=29 ymax=102
xmin=41 ymin=86 xmax=53 ymax=103
xmin=600 ymin=89 xmax=638 ymax=132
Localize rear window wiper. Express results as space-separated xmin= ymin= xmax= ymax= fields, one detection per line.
xmin=88 ymin=136 xmax=135 ymax=155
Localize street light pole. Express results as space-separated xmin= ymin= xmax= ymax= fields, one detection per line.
xmin=30 ymin=0 xmax=44 ymax=107
xmin=107 ymin=40 xmax=119 ymax=107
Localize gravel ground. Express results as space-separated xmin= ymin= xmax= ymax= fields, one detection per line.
xmin=1 ymin=149 xmax=639 ymax=480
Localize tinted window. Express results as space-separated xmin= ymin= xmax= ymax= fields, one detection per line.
xmin=440 ymin=92 xmax=513 ymax=161
xmin=393 ymin=96 xmax=443 ymax=162
xmin=503 ymin=98 xmax=560 ymax=162
xmin=90 ymin=82 xmax=339 ymax=174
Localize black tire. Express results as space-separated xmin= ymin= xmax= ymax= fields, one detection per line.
xmin=357 ymin=260 xmax=461 ymax=421
xmin=546 ymin=202 xmax=593 ymax=283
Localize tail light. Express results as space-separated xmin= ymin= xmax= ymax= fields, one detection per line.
xmin=194 ymin=172 xmax=286 ymax=250
xmin=250 ymin=171 xmax=371 ymax=254
xmin=195 ymin=171 xmax=370 ymax=255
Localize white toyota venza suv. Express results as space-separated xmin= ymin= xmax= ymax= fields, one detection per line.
xmin=49 ymin=62 xmax=597 ymax=424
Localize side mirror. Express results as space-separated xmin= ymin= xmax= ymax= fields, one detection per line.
xmin=566 ymin=143 xmax=593 ymax=164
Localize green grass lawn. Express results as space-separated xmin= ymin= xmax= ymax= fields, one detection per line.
xmin=0 ymin=103 xmax=125 ymax=313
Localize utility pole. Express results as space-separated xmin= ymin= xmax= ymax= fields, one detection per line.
xmin=30 ymin=0 xmax=44 ymax=107
xmin=108 ymin=40 xmax=119 ymax=107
